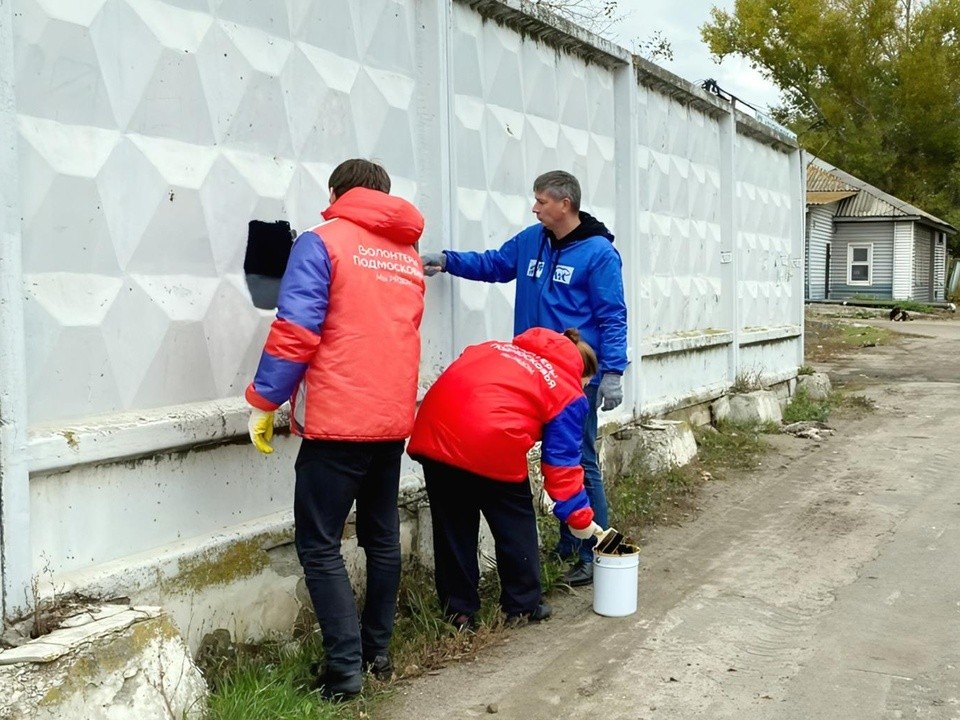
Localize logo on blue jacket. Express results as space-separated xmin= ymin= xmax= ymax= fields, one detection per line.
xmin=527 ymin=259 xmax=575 ymax=284
xmin=553 ymin=265 xmax=574 ymax=284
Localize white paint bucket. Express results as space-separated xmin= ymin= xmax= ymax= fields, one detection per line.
xmin=592 ymin=548 xmax=640 ymax=617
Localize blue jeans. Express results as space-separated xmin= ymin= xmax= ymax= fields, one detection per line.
xmin=555 ymin=383 xmax=609 ymax=565
xmin=294 ymin=439 xmax=403 ymax=677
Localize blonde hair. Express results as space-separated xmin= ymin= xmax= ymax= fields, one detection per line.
xmin=562 ymin=328 xmax=598 ymax=378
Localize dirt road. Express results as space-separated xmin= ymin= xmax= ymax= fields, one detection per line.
xmin=379 ymin=314 xmax=960 ymax=720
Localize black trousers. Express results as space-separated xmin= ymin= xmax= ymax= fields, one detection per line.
xmin=294 ymin=439 xmax=403 ymax=677
xmin=421 ymin=459 xmax=541 ymax=617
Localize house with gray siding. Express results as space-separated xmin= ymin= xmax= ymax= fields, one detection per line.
xmin=806 ymin=157 xmax=955 ymax=302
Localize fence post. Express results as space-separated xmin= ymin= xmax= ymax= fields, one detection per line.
xmin=613 ymin=60 xmax=641 ymax=415
xmin=415 ymin=0 xmax=459 ymax=376
xmin=791 ymin=148 xmax=806 ymax=368
xmin=718 ymin=104 xmax=739 ymax=384
xmin=0 ymin=0 xmax=33 ymax=623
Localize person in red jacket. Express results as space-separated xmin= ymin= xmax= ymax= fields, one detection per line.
xmin=245 ymin=159 xmax=425 ymax=700
xmin=407 ymin=327 xmax=604 ymax=628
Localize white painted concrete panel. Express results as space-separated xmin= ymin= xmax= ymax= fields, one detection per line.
xmin=736 ymin=137 xmax=797 ymax=330
xmin=449 ymin=2 xmax=616 ymax=354
xmin=637 ymin=87 xmax=724 ymax=339
xmin=640 ymin=345 xmax=729 ymax=416
xmin=13 ymin=0 xmax=424 ymax=424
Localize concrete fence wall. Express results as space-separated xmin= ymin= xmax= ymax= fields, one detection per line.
xmin=0 ymin=0 xmax=803 ymax=641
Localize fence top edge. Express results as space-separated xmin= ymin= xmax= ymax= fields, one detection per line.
xmin=457 ymin=0 xmax=799 ymax=150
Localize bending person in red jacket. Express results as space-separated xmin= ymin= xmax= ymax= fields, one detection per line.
xmin=407 ymin=327 xmax=603 ymax=628
xmin=245 ymin=159 xmax=425 ymax=700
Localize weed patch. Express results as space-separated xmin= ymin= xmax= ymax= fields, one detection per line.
xmin=605 ymin=422 xmax=773 ymax=542
xmin=204 ymin=559 xmax=509 ymax=719
xmin=694 ymin=421 xmax=770 ymax=476
xmin=390 ymin=561 xmax=505 ymax=678
xmin=608 ymin=463 xmax=699 ymax=533
xmin=204 ymin=636 xmax=353 ymax=720
xmin=783 ymin=388 xmax=830 ymax=423
xmin=850 ymin=296 xmax=936 ymax=314
xmin=805 ymin=319 xmax=893 ymax=363
xmin=830 ymin=391 xmax=877 ymax=418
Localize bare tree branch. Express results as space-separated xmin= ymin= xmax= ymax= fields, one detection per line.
xmin=531 ymin=0 xmax=624 ymax=38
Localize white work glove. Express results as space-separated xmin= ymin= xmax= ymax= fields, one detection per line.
xmin=421 ymin=252 xmax=446 ymax=277
xmin=248 ymin=408 xmax=275 ymax=454
xmin=598 ymin=372 xmax=623 ymax=411
xmin=569 ymin=521 xmax=604 ymax=541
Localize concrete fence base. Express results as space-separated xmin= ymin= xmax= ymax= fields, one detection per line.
xmin=0 ymin=607 xmax=206 ymax=720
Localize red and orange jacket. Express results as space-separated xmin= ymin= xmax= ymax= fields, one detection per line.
xmin=407 ymin=328 xmax=594 ymax=530
xmin=246 ymin=187 xmax=425 ymax=440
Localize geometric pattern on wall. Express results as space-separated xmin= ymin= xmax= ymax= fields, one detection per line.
xmin=14 ymin=0 xmax=419 ymax=424
xmin=450 ymin=4 xmax=616 ymax=350
xmin=735 ymin=136 xmax=795 ymax=330
xmin=638 ymin=88 xmax=724 ymax=337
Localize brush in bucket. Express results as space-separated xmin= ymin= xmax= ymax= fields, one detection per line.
xmin=592 ymin=526 xmax=640 ymax=617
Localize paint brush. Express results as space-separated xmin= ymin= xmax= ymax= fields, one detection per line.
xmin=595 ymin=526 xmax=625 ymax=555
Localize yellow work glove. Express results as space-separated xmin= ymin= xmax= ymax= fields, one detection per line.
xmin=248 ymin=408 xmax=275 ymax=454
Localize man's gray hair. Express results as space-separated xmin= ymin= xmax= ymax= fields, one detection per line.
xmin=533 ymin=170 xmax=581 ymax=211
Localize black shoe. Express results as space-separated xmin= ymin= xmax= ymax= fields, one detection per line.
xmin=505 ymin=601 xmax=552 ymax=626
xmin=447 ymin=612 xmax=476 ymax=631
xmin=313 ymin=670 xmax=362 ymax=701
xmin=363 ymin=653 xmax=393 ymax=680
xmin=563 ymin=561 xmax=594 ymax=587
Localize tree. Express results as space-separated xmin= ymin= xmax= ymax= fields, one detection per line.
xmin=702 ymin=0 xmax=960 ymax=247
xmin=533 ymin=0 xmax=674 ymax=60
xmin=532 ymin=0 xmax=623 ymax=36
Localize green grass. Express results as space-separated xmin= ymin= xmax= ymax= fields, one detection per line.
xmin=694 ymin=421 xmax=770 ymax=474
xmin=603 ymin=421 xmax=774 ymax=540
xmin=607 ymin=463 xmax=698 ymax=531
xmin=204 ymin=635 xmax=354 ymax=720
xmin=204 ymin=560 xmax=512 ymax=718
xmin=782 ymin=387 xmax=830 ymax=423
xmin=535 ymin=511 xmax=569 ymax=594
xmin=849 ymin=295 xmax=937 ymax=314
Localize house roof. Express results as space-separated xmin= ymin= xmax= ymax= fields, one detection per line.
xmin=807 ymin=156 xmax=957 ymax=235
xmin=807 ymin=190 xmax=858 ymax=205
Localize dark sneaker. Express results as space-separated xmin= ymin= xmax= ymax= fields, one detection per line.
xmin=563 ymin=560 xmax=594 ymax=587
xmin=313 ymin=670 xmax=362 ymax=701
xmin=505 ymin=601 xmax=552 ymax=627
xmin=363 ymin=653 xmax=393 ymax=680
xmin=447 ymin=612 xmax=476 ymax=632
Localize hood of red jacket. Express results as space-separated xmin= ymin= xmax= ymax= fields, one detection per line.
xmin=512 ymin=327 xmax=585 ymax=382
xmin=322 ymin=187 xmax=424 ymax=245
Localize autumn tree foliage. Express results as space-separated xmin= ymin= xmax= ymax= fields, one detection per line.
xmin=703 ymin=0 xmax=960 ymax=244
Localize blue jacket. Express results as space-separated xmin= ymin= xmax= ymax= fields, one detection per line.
xmin=443 ymin=213 xmax=628 ymax=378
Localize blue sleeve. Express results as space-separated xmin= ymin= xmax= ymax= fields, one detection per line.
xmin=542 ymin=398 xmax=587 ymax=469
xmin=541 ymin=397 xmax=590 ymax=523
xmin=589 ymin=247 xmax=628 ymax=374
xmin=250 ymin=232 xmax=331 ymax=405
xmin=276 ymin=231 xmax=332 ymax=332
xmin=442 ymin=234 xmax=519 ymax=282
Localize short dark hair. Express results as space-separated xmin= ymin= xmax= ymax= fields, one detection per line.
xmin=328 ymin=159 xmax=391 ymax=198
xmin=534 ymin=170 xmax=581 ymax=211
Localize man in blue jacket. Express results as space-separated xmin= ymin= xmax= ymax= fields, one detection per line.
xmin=421 ymin=170 xmax=628 ymax=586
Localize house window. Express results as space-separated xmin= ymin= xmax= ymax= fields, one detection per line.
xmin=847 ymin=243 xmax=872 ymax=285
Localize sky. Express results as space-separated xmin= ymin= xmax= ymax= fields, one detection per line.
xmin=612 ymin=0 xmax=782 ymax=113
